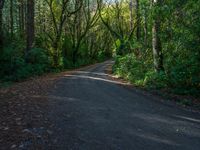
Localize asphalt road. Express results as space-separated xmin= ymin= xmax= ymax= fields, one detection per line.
xmin=47 ymin=60 xmax=200 ymax=150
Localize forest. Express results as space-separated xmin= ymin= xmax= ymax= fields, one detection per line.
xmin=0 ymin=0 xmax=199 ymax=96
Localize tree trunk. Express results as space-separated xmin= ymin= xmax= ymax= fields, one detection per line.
xmin=144 ymin=6 xmax=148 ymax=48
xmin=19 ymin=0 xmax=25 ymax=37
xmin=72 ymin=51 xmax=76 ymax=65
xmin=10 ymin=0 xmax=13 ymax=38
xmin=52 ymin=35 xmax=60 ymax=67
xmin=152 ymin=0 xmax=164 ymax=72
xmin=26 ymin=0 xmax=34 ymax=58
xmin=129 ymin=0 xmax=133 ymax=31
xmin=0 ymin=7 xmax=3 ymax=48
xmin=0 ymin=0 xmax=5 ymax=49
xmin=136 ymin=0 xmax=140 ymax=41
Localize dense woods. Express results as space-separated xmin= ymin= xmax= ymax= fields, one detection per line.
xmin=0 ymin=0 xmax=199 ymax=96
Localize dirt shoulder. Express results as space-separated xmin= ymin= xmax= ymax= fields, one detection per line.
xmin=0 ymin=73 xmax=60 ymax=149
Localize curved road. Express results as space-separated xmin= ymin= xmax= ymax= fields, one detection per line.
xmin=47 ymin=61 xmax=200 ymax=150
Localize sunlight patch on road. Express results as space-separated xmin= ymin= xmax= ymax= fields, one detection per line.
xmin=64 ymin=74 xmax=131 ymax=85
xmin=131 ymin=113 xmax=174 ymax=125
xmin=134 ymin=133 xmax=180 ymax=146
xmin=75 ymin=71 xmax=109 ymax=76
xmin=173 ymin=115 xmax=200 ymax=123
xmin=31 ymin=95 xmax=78 ymax=101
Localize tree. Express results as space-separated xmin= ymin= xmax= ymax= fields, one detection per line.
xmin=136 ymin=0 xmax=140 ymax=41
xmin=143 ymin=1 xmax=148 ymax=48
xmin=26 ymin=0 xmax=35 ymax=58
xmin=44 ymin=0 xmax=82 ymax=66
xmin=0 ymin=0 xmax=5 ymax=49
xmin=18 ymin=0 xmax=25 ymax=37
xmin=10 ymin=0 xmax=13 ymax=37
xmin=130 ymin=0 xmax=133 ymax=31
xmin=70 ymin=0 xmax=99 ymax=64
xmin=98 ymin=0 xmax=138 ymax=55
xmin=152 ymin=0 xmax=164 ymax=72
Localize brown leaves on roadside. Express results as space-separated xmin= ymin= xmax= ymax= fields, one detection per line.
xmin=0 ymin=74 xmax=58 ymax=149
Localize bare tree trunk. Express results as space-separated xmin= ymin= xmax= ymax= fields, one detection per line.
xmin=10 ymin=0 xmax=14 ymax=38
xmin=0 ymin=0 xmax=5 ymax=49
xmin=72 ymin=0 xmax=82 ymax=65
xmin=152 ymin=0 xmax=164 ymax=72
xmin=136 ymin=0 xmax=140 ymax=41
xmin=129 ymin=0 xmax=133 ymax=31
xmin=22 ymin=0 xmax=25 ymax=34
xmin=26 ymin=0 xmax=35 ymax=58
xmin=144 ymin=6 xmax=148 ymax=48
xmin=0 ymin=7 xmax=3 ymax=48
xmin=19 ymin=0 xmax=25 ymax=37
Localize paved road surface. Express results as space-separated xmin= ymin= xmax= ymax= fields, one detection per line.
xmin=47 ymin=61 xmax=200 ymax=150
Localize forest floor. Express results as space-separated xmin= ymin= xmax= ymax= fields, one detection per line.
xmin=0 ymin=60 xmax=200 ymax=149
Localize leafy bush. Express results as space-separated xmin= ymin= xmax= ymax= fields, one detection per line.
xmin=28 ymin=48 xmax=50 ymax=65
xmin=113 ymin=54 xmax=149 ymax=86
xmin=113 ymin=52 xmax=200 ymax=96
xmin=0 ymin=47 xmax=52 ymax=81
xmin=27 ymin=48 xmax=52 ymax=73
xmin=165 ymin=56 xmax=200 ymax=95
xmin=62 ymin=58 xmax=74 ymax=69
xmin=144 ymin=71 xmax=169 ymax=89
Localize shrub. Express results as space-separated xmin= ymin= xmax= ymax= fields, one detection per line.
xmin=28 ymin=48 xmax=51 ymax=66
xmin=113 ymin=53 xmax=149 ymax=86
xmin=0 ymin=47 xmax=52 ymax=81
xmin=113 ymin=52 xmax=200 ymax=96
xmin=144 ymin=71 xmax=169 ymax=89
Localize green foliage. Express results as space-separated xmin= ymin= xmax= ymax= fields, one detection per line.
xmin=144 ymin=71 xmax=169 ymax=89
xmin=62 ymin=58 xmax=74 ymax=69
xmin=113 ymin=0 xmax=200 ymax=98
xmin=28 ymin=48 xmax=50 ymax=65
xmin=178 ymin=99 xmax=192 ymax=106
xmin=97 ymin=51 xmax=107 ymax=62
xmin=0 ymin=46 xmax=51 ymax=81
xmin=1 ymin=0 xmax=199 ymax=100
xmin=1 ymin=0 xmax=113 ymax=82
xmin=113 ymin=54 xmax=148 ymax=86
xmin=114 ymin=52 xmax=200 ymax=96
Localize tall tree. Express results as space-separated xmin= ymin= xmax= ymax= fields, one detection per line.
xmin=143 ymin=3 xmax=148 ymax=48
xmin=129 ymin=0 xmax=133 ymax=31
xmin=18 ymin=0 xmax=25 ymax=37
xmin=136 ymin=0 xmax=140 ymax=41
xmin=71 ymin=0 xmax=99 ymax=64
xmin=10 ymin=0 xmax=14 ymax=37
xmin=0 ymin=0 xmax=5 ymax=49
xmin=152 ymin=0 xmax=164 ymax=72
xmin=98 ymin=0 xmax=138 ymax=55
xmin=26 ymin=0 xmax=35 ymax=58
xmin=44 ymin=0 xmax=82 ymax=66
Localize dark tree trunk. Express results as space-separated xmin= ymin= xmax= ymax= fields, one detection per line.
xmin=152 ymin=0 xmax=164 ymax=72
xmin=0 ymin=0 xmax=5 ymax=49
xmin=72 ymin=42 xmax=81 ymax=65
xmin=19 ymin=0 xmax=25 ymax=37
xmin=72 ymin=51 xmax=77 ymax=65
xmin=10 ymin=0 xmax=13 ymax=37
xmin=22 ymin=0 xmax=25 ymax=34
xmin=0 ymin=8 xmax=3 ymax=48
xmin=26 ymin=0 xmax=35 ymax=58
xmin=52 ymin=35 xmax=60 ymax=67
